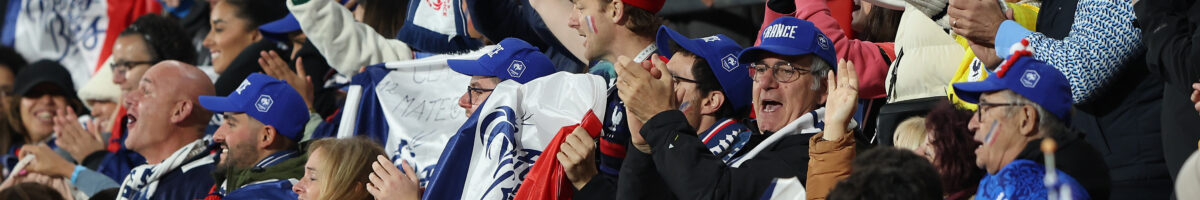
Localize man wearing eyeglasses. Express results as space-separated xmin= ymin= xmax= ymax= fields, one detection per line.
xmin=449 ymin=38 xmax=558 ymax=117
xmin=952 ymin=46 xmax=1109 ymax=199
xmin=616 ymin=16 xmax=843 ymax=199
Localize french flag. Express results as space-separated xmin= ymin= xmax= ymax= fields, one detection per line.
xmin=423 ymin=72 xmax=608 ymax=200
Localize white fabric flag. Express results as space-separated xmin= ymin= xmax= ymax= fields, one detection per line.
xmin=423 ymin=72 xmax=607 ymax=200
xmin=14 ymin=0 xmax=109 ymax=88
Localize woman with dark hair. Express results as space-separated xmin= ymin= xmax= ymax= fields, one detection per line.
xmin=111 ymin=14 xmax=199 ymax=93
xmin=3 ymin=61 xmax=90 ymax=168
xmin=0 ymin=46 xmax=26 ymax=156
xmin=202 ymin=0 xmax=288 ymax=74
xmin=916 ymin=100 xmax=984 ymax=199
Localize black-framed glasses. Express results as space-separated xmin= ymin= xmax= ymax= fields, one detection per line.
xmin=975 ymin=102 xmax=1026 ymax=123
xmin=671 ymin=74 xmax=697 ymax=84
xmin=111 ymin=60 xmax=157 ymax=76
xmin=467 ymin=86 xmax=495 ymax=104
xmin=749 ymin=61 xmax=812 ymax=83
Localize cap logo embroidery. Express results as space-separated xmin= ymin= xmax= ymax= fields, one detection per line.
xmin=236 ymin=81 xmax=251 ymax=94
xmin=255 ymin=95 xmax=274 ymax=112
xmin=818 ymin=36 xmax=831 ymax=50
xmin=1021 ymin=69 xmax=1040 ymax=88
xmin=508 ymin=60 xmax=526 ymax=78
xmin=721 ymin=54 xmax=738 ymax=72
xmin=487 ymin=45 xmax=505 ymax=57
xmin=762 ymin=24 xmax=797 ymax=39
xmin=701 ymin=36 xmax=721 ymax=42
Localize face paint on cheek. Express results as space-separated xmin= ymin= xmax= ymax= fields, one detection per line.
xmin=984 ymin=120 xmax=999 ymax=146
xmin=678 ymin=101 xmax=691 ymax=113
xmin=586 ymin=16 xmax=598 ymax=34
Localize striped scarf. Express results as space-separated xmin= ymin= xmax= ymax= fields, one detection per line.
xmin=117 ymin=139 xmax=215 ymax=200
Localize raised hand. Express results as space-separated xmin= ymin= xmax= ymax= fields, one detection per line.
xmin=823 ymin=59 xmax=858 ymax=141
xmin=1191 ymin=83 xmax=1200 ymax=115
xmin=948 ymin=0 xmax=1008 ymax=46
xmin=52 ymin=107 xmax=104 ymax=162
xmin=259 ymin=51 xmax=315 ymax=111
xmin=366 ymin=155 xmax=421 ymax=200
xmin=614 ymin=55 xmax=673 ymax=153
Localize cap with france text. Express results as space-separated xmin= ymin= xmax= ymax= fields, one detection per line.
xmin=655 ymin=25 xmax=752 ymax=113
xmin=448 ymin=38 xmax=557 ymax=84
xmin=199 ymin=73 xmax=309 ymax=142
xmin=738 ymin=17 xmax=837 ymax=69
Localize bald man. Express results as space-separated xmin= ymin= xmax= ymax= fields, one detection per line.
xmin=116 ymin=60 xmax=220 ymax=200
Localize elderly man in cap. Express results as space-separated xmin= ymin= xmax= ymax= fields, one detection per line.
xmin=952 ymin=45 xmax=1108 ymax=199
xmin=604 ymin=25 xmax=756 ymax=199
xmin=617 ymin=16 xmax=860 ymax=199
xmin=449 ymin=38 xmax=558 ymax=117
xmin=200 ymin=73 xmax=310 ymax=199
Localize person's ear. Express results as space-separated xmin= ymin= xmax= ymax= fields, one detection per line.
xmin=259 ymin=125 xmax=276 ymax=149
xmin=1019 ymin=105 xmax=1037 ymax=136
xmin=819 ymin=76 xmax=830 ymax=105
xmin=170 ymin=100 xmax=193 ymax=124
xmin=701 ymin=91 xmax=725 ymax=115
xmin=608 ymin=0 xmax=624 ymax=24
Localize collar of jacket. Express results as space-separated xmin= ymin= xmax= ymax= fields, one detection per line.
xmin=222 ymin=151 xmax=308 ymax=193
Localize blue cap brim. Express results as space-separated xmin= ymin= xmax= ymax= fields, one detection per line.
xmin=198 ymin=96 xmax=244 ymax=113
xmin=447 ymin=59 xmax=493 ymax=77
xmin=655 ymin=26 xmax=700 ymax=59
xmin=737 ymin=45 xmax=819 ymax=64
xmin=259 ymin=14 xmax=301 ymax=34
xmin=951 ymin=73 xmax=1006 ymax=104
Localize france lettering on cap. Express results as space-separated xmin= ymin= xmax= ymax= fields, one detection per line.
xmin=236 ymin=80 xmax=251 ymax=94
xmin=488 ymin=44 xmax=505 ymax=57
xmin=762 ymin=24 xmax=798 ymax=39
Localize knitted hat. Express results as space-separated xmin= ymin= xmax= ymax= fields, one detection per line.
xmin=78 ymin=59 xmax=121 ymax=104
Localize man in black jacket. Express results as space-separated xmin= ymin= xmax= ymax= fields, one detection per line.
xmin=615 ymin=16 xmax=837 ymax=199
xmin=612 ymin=26 xmax=755 ymax=199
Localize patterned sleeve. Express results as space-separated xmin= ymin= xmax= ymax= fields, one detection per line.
xmin=994 ymin=0 xmax=1142 ymax=103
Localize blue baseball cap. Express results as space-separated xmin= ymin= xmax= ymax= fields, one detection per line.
xmin=655 ymin=26 xmax=752 ymax=113
xmin=199 ymin=73 xmax=309 ymax=142
xmin=952 ymin=55 xmax=1072 ymax=122
xmin=259 ymin=14 xmax=300 ymax=43
xmin=738 ymin=17 xmax=837 ymax=69
xmin=447 ymin=38 xmax=557 ymax=84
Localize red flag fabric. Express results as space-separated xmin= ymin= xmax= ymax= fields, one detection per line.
xmin=514 ymin=110 xmax=603 ymax=200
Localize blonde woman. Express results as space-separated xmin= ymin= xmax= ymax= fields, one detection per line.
xmin=293 ymin=137 xmax=386 ymax=200
xmin=892 ymin=117 xmax=928 ymax=151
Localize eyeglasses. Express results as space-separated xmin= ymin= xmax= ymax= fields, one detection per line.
xmin=467 ymin=86 xmax=495 ymax=105
xmin=975 ymin=102 xmax=1026 ymax=123
xmin=749 ymin=61 xmax=812 ymax=83
xmin=671 ymin=74 xmax=697 ymax=87
xmin=111 ymin=60 xmax=157 ymax=76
